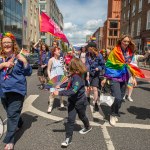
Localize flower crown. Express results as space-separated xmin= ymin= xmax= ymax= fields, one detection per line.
xmin=100 ymin=49 xmax=107 ymax=54
xmin=0 ymin=32 xmax=16 ymax=40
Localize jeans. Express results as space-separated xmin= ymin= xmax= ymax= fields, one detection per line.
xmin=66 ymin=100 xmax=90 ymax=138
xmin=1 ymin=92 xmax=24 ymax=144
xmin=110 ymin=80 xmax=126 ymax=116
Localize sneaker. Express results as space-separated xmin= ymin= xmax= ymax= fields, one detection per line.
xmin=123 ymin=95 xmax=128 ymax=100
xmin=115 ymin=116 xmax=118 ymax=122
xmin=79 ymin=127 xmax=92 ymax=134
xmin=47 ymin=106 xmax=52 ymax=113
xmin=39 ymin=84 xmax=44 ymax=90
xmin=60 ymin=103 xmax=64 ymax=108
xmin=61 ymin=137 xmax=72 ymax=147
xmin=109 ymin=115 xmax=116 ymax=126
xmin=128 ymin=96 xmax=133 ymax=102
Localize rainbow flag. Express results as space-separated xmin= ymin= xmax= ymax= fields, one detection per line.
xmin=105 ymin=46 xmax=145 ymax=81
xmin=147 ymin=41 xmax=150 ymax=46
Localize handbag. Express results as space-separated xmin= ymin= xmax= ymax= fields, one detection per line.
xmin=98 ymin=88 xmax=114 ymax=107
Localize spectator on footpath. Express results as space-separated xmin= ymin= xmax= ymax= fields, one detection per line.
xmin=0 ymin=32 xmax=32 ymax=150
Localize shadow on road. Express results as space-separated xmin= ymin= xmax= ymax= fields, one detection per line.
xmin=137 ymin=81 xmax=150 ymax=85
xmin=14 ymin=113 xmax=38 ymax=144
xmin=137 ymin=86 xmax=150 ymax=92
xmin=127 ymin=106 xmax=150 ymax=120
xmin=52 ymin=123 xmax=81 ymax=133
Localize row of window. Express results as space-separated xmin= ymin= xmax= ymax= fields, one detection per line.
xmin=123 ymin=9 xmax=150 ymax=31
xmin=130 ymin=10 xmax=150 ymax=37
xmin=124 ymin=0 xmax=150 ymax=15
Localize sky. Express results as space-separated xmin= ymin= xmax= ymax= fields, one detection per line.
xmin=56 ymin=0 xmax=108 ymax=46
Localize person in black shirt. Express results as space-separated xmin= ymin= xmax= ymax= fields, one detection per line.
xmin=53 ymin=58 xmax=92 ymax=148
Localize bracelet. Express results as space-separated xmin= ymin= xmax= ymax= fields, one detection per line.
xmin=20 ymin=53 xmax=26 ymax=58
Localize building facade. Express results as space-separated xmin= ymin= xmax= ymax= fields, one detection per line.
xmin=39 ymin=0 xmax=64 ymax=46
xmin=93 ymin=27 xmax=104 ymax=50
xmin=121 ymin=0 xmax=150 ymax=54
xmin=22 ymin=0 xmax=40 ymax=49
xmin=0 ymin=0 xmax=23 ymax=47
xmin=103 ymin=0 xmax=121 ymax=50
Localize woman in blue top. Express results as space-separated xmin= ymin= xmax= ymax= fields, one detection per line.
xmin=33 ymin=39 xmax=49 ymax=89
xmin=0 ymin=32 xmax=32 ymax=150
xmin=86 ymin=47 xmax=105 ymax=112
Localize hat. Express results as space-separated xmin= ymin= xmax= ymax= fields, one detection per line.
xmin=87 ymin=41 xmax=97 ymax=48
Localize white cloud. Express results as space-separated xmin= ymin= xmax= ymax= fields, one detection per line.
xmin=85 ymin=19 xmax=103 ymax=30
xmin=56 ymin=0 xmax=108 ymax=45
xmin=64 ymin=22 xmax=77 ymax=31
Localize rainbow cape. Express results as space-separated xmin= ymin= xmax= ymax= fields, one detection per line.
xmin=105 ymin=46 xmax=145 ymax=81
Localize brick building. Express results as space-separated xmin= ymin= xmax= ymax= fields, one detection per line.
xmin=103 ymin=0 xmax=121 ymax=50
xmin=121 ymin=0 xmax=150 ymax=53
xmin=93 ymin=27 xmax=104 ymax=50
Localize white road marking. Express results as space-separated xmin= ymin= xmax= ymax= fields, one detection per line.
xmin=2 ymin=94 xmax=150 ymax=150
xmin=101 ymin=125 xmax=115 ymax=150
xmin=89 ymin=104 xmax=104 ymax=120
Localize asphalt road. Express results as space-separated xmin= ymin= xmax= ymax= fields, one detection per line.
xmin=0 ymin=69 xmax=150 ymax=150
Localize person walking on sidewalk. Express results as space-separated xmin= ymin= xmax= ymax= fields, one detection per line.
xmin=101 ymin=34 xmax=145 ymax=126
xmin=0 ymin=32 xmax=32 ymax=150
xmin=53 ymin=58 xmax=92 ymax=148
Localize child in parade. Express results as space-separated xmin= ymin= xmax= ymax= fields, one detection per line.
xmin=0 ymin=32 xmax=32 ymax=150
xmin=124 ymin=50 xmax=150 ymax=102
xmin=47 ymin=47 xmax=65 ymax=113
xmin=53 ymin=58 xmax=92 ymax=148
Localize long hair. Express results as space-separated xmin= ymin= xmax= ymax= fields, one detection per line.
xmin=0 ymin=33 xmax=20 ymax=57
xmin=117 ymin=34 xmax=136 ymax=53
xmin=69 ymin=57 xmax=87 ymax=75
xmin=39 ymin=43 xmax=49 ymax=56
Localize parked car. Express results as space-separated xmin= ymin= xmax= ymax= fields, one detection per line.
xmin=28 ymin=53 xmax=39 ymax=69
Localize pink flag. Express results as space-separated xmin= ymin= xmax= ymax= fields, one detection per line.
xmin=40 ymin=12 xmax=69 ymax=43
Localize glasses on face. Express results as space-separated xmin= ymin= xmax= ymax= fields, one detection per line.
xmin=2 ymin=42 xmax=13 ymax=45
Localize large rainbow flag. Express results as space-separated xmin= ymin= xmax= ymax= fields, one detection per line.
xmin=105 ymin=46 xmax=145 ymax=81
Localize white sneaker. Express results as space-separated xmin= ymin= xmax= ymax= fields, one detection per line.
xmin=128 ymin=97 xmax=133 ymax=102
xmin=61 ymin=137 xmax=72 ymax=147
xmin=115 ymin=116 xmax=118 ymax=122
xmin=47 ymin=106 xmax=52 ymax=113
xmin=79 ymin=127 xmax=92 ymax=134
xmin=123 ymin=95 xmax=126 ymax=100
xmin=110 ymin=115 xmax=116 ymax=126
xmin=60 ymin=103 xmax=64 ymax=108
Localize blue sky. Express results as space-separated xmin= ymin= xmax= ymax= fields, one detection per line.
xmin=56 ymin=0 xmax=108 ymax=45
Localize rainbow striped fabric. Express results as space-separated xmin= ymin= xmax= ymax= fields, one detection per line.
xmin=105 ymin=46 xmax=145 ymax=81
